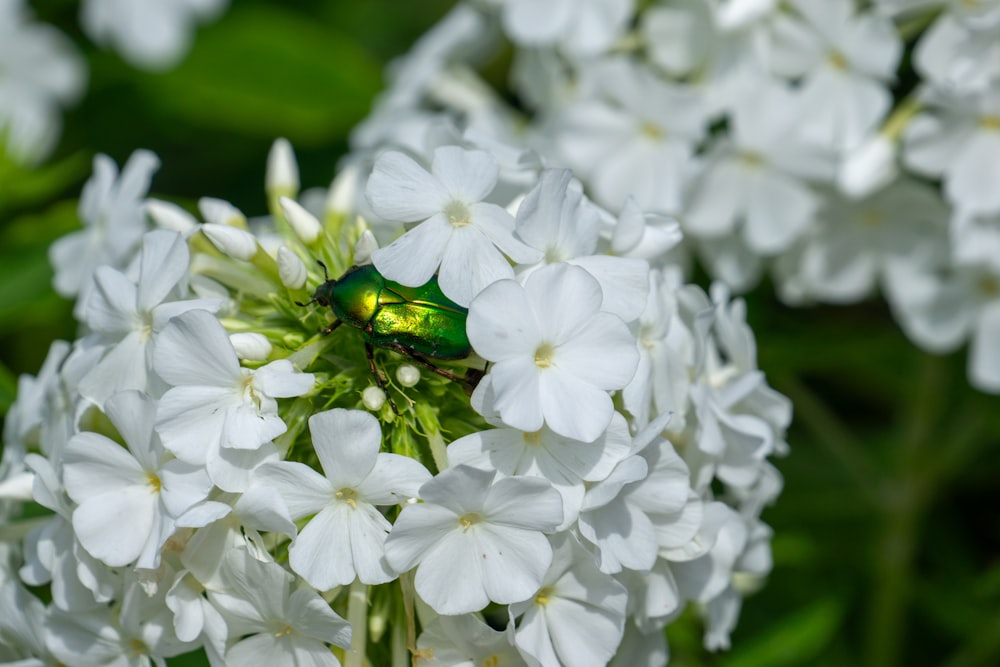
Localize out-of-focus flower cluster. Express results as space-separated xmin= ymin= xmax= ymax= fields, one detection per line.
xmin=0 ymin=124 xmax=788 ymax=665
xmin=342 ymin=0 xmax=1000 ymax=393
xmin=1 ymin=0 xmax=227 ymax=164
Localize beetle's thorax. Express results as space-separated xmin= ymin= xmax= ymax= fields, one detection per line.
xmin=328 ymin=266 xmax=384 ymax=329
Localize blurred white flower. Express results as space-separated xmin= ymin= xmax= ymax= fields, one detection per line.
xmin=0 ymin=0 xmax=85 ymax=164
xmin=81 ymin=0 xmax=229 ymax=70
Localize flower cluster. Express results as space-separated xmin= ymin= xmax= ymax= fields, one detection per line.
xmin=0 ymin=129 xmax=787 ymax=665
xmin=344 ymin=0 xmax=1000 ymax=393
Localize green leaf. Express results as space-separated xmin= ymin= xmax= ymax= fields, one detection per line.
xmin=136 ymin=4 xmax=383 ymax=144
xmin=0 ymin=151 xmax=89 ymax=214
xmin=0 ymin=360 xmax=17 ymax=414
xmin=718 ymin=598 xmax=844 ymax=667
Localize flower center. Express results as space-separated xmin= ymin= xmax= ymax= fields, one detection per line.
xmin=534 ymin=342 xmax=556 ymax=368
xmin=335 ymin=488 xmax=358 ymax=508
xmin=858 ymin=210 xmax=883 ymax=227
xmin=458 ymin=512 xmax=482 ymax=531
xmin=534 ymin=586 xmax=553 ymax=606
xmin=739 ymin=150 xmax=763 ymax=168
xmin=639 ymin=120 xmax=664 ymax=141
xmin=977 ymin=274 xmax=1000 ymax=297
xmin=827 ymin=51 xmax=849 ymax=71
xmin=146 ymin=472 xmax=162 ymax=493
xmin=444 ymin=200 xmax=472 ymax=227
xmin=274 ymin=625 xmax=294 ymax=638
xmin=981 ymin=115 xmax=1000 ymax=131
xmin=523 ymin=430 xmax=543 ymax=446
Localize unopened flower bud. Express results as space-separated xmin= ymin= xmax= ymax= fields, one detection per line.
xmin=838 ymin=134 xmax=898 ymax=199
xmin=146 ymin=199 xmax=198 ymax=235
xmin=199 ymin=197 xmax=247 ymax=227
xmin=276 ymin=246 xmax=308 ymax=289
xmin=362 ymin=386 xmax=386 ymax=411
xmin=229 ymin=332 xmax=272 ymax=361
xmin=203 ymin=223 xmax=258 ymax=261
xmin=396 ymin=364 xmax=420 ymax=387
xmin=267 ymin=138 xmax=299 ymax=199
xmin=326 ymin=163 xmax=360 ymax=215
xmin=279 ymin=196 xmax=322 ymax=244
xmin=353 ymin=230 xmax=379 ymax=265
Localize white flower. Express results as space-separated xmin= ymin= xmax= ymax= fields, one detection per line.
xmin=784 ymin=0 xmax=902 ymax=151
xmin=514 ymin=169 xmax=651 ymax=322
xmin=448 ymin=412 xmax=634 ymax=528
xmin=684 ymin=78 xmax=828 ymax=255
xmin=153 ymin=309 xmax=314 ymax=489
xmin=546 ymin=58 xmax=707 ymax=214
xmin=510 ymin=532 xmax=628 ymax=667
xmin=416 ymin=614 xmax=527 ymax=667
xmin=467 ymin=263 xmax=639 ymax=442
xmin=78 ymin=229 xmax=222 ymax=406
xmin=367 ymin=145 xmax=540 ymax=306
xmin=499 ymin=0 xmax=635 ymax=56
xmin=63 ymin=391 xmax=213 ymax=569
xmin=250 ymin=408 xmax=430 ymax=589
xmin=48 ymin=150 xmax=159 ymax=304
xmin=0 ymin=0 xmax=84 ymax=164
xmin=80 ymin=0 xmax=229 ymax=70
xmin=384 ymin=465 xmax=563 ymax=615
xmin=208 ymin=549 xmax=352 ymax=667
xmin=902 ymin=86 xmax=1000 ymax=215
xmin=914 ymin=11 xmax=1000 ymax=93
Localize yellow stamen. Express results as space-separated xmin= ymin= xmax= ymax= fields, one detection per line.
xmin=534 ymin=343 xmax=555 ymax=368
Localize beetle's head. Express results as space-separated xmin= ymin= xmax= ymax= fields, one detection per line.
xmin=295 ymin=260 xmax=334 ymax=307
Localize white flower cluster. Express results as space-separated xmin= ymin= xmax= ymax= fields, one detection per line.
xmin=1 ymin=0 xmax=226 ymax=164
xmin=345 ymin=0 xmax=1000 ymax=393
xmin=0 ymin=130 xmax=787 ymax=664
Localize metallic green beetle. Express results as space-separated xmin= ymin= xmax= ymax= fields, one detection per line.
xmin=299 ymin=262 xmax=481 ymax=403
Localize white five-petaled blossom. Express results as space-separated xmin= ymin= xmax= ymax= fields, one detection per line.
xmin=209 ymin=549 xmax=352 ymax=667
xmin=249 ymin=408 xmax=431 ymax=589
xmin=384 ymin=465 xmax=563 ymax=615
xmin=81 ymin=0 xmax=229 ymax=71
xmin=62 ymin=391 xmax=213 ymax=570
xmin=499 ymin=0 xmax=635 ymax=57
xmin=366 ymin=145 xmax=541 ymax=306
xmin=510 ymin=532 xmax=629 ymax=667
xmin=153 ymin=309 xmax=314 ymax=490
xmin=0 ymin=0 xmax=85 ymax=165
xmin=49 ymin=150 xmax=159 ymax=306
xmin=79 ymin=229 xmax=222 ymax=406
xmin=468 ymin=263 xmax=639 ymax=442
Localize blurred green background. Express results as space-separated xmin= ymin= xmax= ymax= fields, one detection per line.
xmin=1 ymin=2 xmax=999 ymax=666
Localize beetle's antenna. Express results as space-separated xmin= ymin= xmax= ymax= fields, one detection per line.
xmin=316 ymin=260 xmax=330 ymax=281
xmin=294 ymin=297 xmax=316 ymax=307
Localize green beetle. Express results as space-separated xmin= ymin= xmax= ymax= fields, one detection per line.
xmin=299 ymin=262 xmax=481 ymax=405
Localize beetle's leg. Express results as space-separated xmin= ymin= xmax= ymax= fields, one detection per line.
xmin=366 ymin=342 xmax=399 ymax=415
xmin=384 ymin=345 xmax=482 ymax=394
xmin=321 ymin=319 xmax=344 ymax=336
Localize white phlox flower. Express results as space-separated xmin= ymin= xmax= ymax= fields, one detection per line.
xmin=153 ymin=309 xmax=314 ymax=489
xmin=903 ymin=86 xmax=1000 ymax=216
xmin=78 ymin=229 xmax=223 ymax=407
xmin=49 ymin=150 xmax=160 ymax=308
xmin=545 ymin=57 xmax=707 ymax=214
xmin=782 ymin=0 xmax=902 ymax=152
xmin=684 ymin=78 xmax=829 ymax=256
xmin=63 ymin=391 xmax=213 ymax=570
xmin=510 ymin=532 xmax=629 ymax=667
xmin=249 ymin=408 xmax=431 ymax=589
xmin=497 ymin=0 xmax=635 ymax=57
xmin=577 ymin=416 xmax=691 ymax=575
xmin=416 ymin=613 xmax=527 ymax=667
xmin=467 ymin=263 xmax=640 ymax=443
xmin=81 ymin=0 xmax=229 ymax=71
xmin=208 ymin=548 xmax=352 ymax=667
xmin=384 ymin=464 xmax=563 ymax=615
xmin=447 ymin=412 xmax=634 ymax=529
xmin=607 ymin=196 xmax=684 ymax=263
xmin=914 ymin=5 xmax=1000 ymax=93
xmin=514 ymin=168 xmax=651 ymax=322
xmin=0 ymin=0 xmax=85 ymax=165
xmin=366 ymin=145 xmax=541 ymax=306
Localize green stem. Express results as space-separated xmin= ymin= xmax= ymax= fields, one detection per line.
xmin=345 ymin=579 xmax=368 ymax=667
